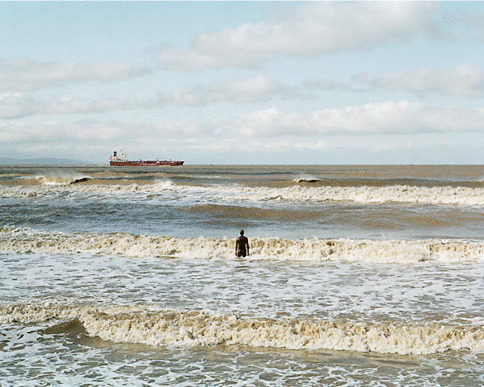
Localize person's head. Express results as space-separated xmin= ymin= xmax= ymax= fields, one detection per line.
xmin=240 ymin=229 xmax=244 ymax=236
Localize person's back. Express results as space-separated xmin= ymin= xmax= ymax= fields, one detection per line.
xmin=235 ymin=230 xmax=249 ymax=257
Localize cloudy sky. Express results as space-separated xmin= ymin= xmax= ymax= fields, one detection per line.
xmin=1 ymin=1 xmax=484 ymax=165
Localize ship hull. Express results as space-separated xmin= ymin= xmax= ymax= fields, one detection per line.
xmin=109 ymin=160 xmax=184 ymax=167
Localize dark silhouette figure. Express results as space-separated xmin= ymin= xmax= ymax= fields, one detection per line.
xmin=235 ymin=230 xmax=249 ymax=257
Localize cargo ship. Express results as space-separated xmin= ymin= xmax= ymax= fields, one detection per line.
xmin=109 ymin=150 xmax=184 ymax=166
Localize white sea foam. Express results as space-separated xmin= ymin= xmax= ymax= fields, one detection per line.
xmin=1 ymin=182 xmax=484 ymax=205
xmin=1 ymin=227 xmax=483 ymax=263
xmin=2 ymin=302 xmax=484 ymax=355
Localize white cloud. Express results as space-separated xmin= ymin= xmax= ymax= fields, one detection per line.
xmin=0 ymin=119 xmax=208 ymax=146
xmin=0 ymin=120 xmax=123 ymax=143
xmin=0 ymin=58 xmax=151 ymax=91
xmin=191 ymin=140 xmax=233 ymax=152
xmin=0 ymin=76 xmax=306 ymax=118
xmin=355 ymin=64 xmax=484 ymax=98
xmin=295 ymin=141 xmax=330 ymax=151
xmin=159 ymin=75 xmax=302 ymax=106
xmin=264 ymin=140 xmax=292 ymax=152
xmin=3 ymin=101 xmax=484 ymax=158
xmin=265 ymin=140 xmax=329 ymax=152
xmin=0 ymin=119 xmax=211 ymax=160
xmin=156 ymin=2 xmax=438 ymax=71
xmin=0 ymin=93 xmax=140 ymax=119
xmin=305 ymin=64 xmax=484 ymax=98
xmin=230 ymin=102 xmax=484 ymax=137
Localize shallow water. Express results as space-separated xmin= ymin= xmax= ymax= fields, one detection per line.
xmin=2 ymin=164 xmax=484 ymax=385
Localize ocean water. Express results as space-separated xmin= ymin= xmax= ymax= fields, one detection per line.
xmin=1 ymin=164 xmax=484 ymax=386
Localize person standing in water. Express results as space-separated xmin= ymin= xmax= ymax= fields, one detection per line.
xmin=235 ymin=230 xmax=250 ymax=257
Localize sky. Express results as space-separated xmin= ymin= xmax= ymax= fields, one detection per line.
xmin=1 ymin=1 xmax=484 ymax=165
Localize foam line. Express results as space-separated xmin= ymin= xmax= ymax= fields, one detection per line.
xmin=1 ymin=227 xmax=484 ymax=263
xmin=2 ymin=302 xmax=484 ymax=355
xmin=2 ymin=182 xmax=484 ymax=205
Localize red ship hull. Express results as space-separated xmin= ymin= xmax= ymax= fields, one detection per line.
xmin=109 ymin=160 xmax=184 ymax=167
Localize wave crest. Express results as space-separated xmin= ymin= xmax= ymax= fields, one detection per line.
xmin=2 ymin=182 xmax=484 ymax=205
xmin=1 ymin=227 xmax=484 ymax=263
xmin=2 ymin=302 xmax=484 ymax=355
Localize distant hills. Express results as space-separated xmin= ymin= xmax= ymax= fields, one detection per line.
xmin=0 ymin=157 xmax=88 ymax=166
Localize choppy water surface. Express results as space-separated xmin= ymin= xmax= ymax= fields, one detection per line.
xmin=2 ymin=164 xmax=484 ymax=386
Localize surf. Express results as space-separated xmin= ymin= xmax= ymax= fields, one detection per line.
xmin=1 ymin=227 xmax=484 ymax=263
xmin=2 ymin=181 xmax=484 ymax=206
xmin=3 ymin=302 xmax=484 ymax=356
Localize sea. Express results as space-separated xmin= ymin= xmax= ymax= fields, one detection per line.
xmin=1 ymin=164 xmax=484 ymax=386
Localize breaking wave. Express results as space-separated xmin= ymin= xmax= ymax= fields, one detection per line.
xmin=1 ymin=181 xmax=484 ymax=205
xmin=2 ymin=302 xmax=484 ymax=355
xmin=1 ymin=227 xmax=483 ymax=263
xmin=36 ymin=174 xmax=92 ymax=185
